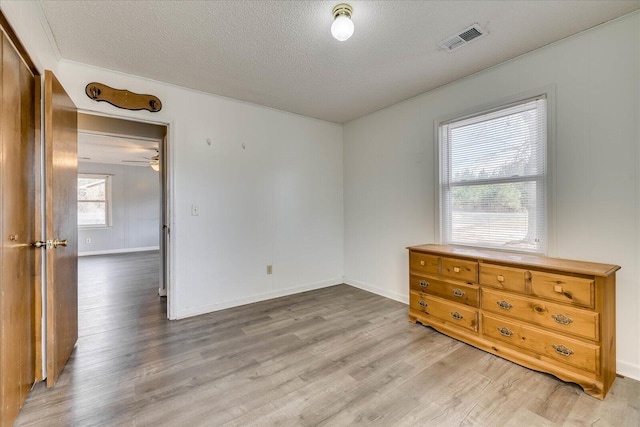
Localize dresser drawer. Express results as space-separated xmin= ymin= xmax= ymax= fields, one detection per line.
xmin=482 ymin=314 xmax=600 ymax=374
xmin=410 ymin=291 xmax=478 ymax=332
xmin=479 ymin=263 xmax=526 ymax=293
xmin=409 ymin=252 xmax=439 ymax=275
xmin=410 ymin=274 xmax=479 ymax=307
xmin=530 ymin=271 xmax=594 ymax=308
xmin=440 ymin=257 xmax=477 ymax=283
xmin=481 ymin=288 xmax=599 ymax=340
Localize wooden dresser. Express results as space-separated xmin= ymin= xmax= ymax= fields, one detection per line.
xmin=407 ymin=244 xmax=620 ymax=399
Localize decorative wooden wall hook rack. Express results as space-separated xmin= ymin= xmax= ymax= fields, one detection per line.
xmin=85 ymin=82 xmax=162 ymax=112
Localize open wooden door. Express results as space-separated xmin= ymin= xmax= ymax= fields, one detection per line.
xmin=44 ymin=70 xmax=78 ymax=387
xmin=0 ymin=27 xmax=37 ymax=426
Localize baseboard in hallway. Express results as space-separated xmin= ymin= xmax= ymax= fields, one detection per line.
xmin=78 ymin=246 xmax=160 ymax=256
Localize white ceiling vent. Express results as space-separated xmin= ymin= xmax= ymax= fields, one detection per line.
xmin=438 ymin=24 xmax=486 ymax=52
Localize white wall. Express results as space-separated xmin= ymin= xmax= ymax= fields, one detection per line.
xmin=60 ymin=62 xmax=344 ymax=321
xmin=343 ymin=12 xmax=640 ymax=380
xmin=2 ymin=1 xmax=344 ymax=320
xmin=78 ymin=162 xmax=160 ymax=255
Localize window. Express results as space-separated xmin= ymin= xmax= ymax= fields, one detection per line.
xmin=439 ymin=95 xmax=547 ymax=253
xmin=78 ymin=174 xmax=111 ymax=227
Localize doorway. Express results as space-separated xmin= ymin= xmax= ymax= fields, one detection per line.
xmin=76 ymin=113 xmax=170 ymax=311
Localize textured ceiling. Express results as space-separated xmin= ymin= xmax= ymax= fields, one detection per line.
xmin=39 ymin=1 xmax=640 ymax=123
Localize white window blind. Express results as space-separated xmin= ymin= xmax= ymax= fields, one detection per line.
xmin=439 ymin=96 xmax=547 ymax=253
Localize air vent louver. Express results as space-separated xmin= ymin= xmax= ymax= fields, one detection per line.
xmin=459 ymin=27 xmax=482 ymax=42
xmin=438 ymin=24 xmax=486 ymax=52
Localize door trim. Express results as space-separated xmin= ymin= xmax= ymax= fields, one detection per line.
xmin=0 ymin=11 xmax=38 ymax=74
xmin=75 ymin=109 xmax=173 ymax=319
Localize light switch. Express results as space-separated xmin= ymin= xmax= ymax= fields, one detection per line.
xmin=191 ymin=204 xmax=200 ymax=216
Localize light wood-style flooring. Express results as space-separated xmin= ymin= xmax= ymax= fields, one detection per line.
xmin=15 ymin=252 xmax=640 ymax=426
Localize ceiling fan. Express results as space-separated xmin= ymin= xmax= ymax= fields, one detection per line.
xmin=122 ymin=150 xmax=160 ymax=171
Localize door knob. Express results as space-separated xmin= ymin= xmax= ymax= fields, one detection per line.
xmin=53 ymin=239 xmax=68 ymax=248
xmin=33 ymin=239 xmax=68 ymax=249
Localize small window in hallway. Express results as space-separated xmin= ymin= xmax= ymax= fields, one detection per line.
xmin=78 ymin=174 xmax=112 ymax=227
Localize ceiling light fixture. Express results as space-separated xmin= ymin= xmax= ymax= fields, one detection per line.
xmin=331 ymin=4 xmax=354 ymax=41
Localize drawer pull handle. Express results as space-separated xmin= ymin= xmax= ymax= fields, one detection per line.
xmin=552 ymin=344 xmax=574 ymax=357
xmin=497 ymin=300 xmax=513 ymax=310
xmin=497 ymin=274 xmax=505 ymax=282
xmin=453 ymin=266 xmax=461 ymax=273
xmin=419 ymin=280 xmax=429 ymax=288
xmin=551 ymin=313 xmax=573 ymax=325
xmin=554 ymin=285 xmax=563 ymax=293
xmin=451 ymin=311 xmax=463 ymax=320
xmin=419 ymin=300 xmax=427 ymax=308
xmin=452 ymin=288 xmax=465 ymax=298
xmin=420 ymin=260 xmax=425 ymax=266
xmin=497 ymin=327 xmax=513 ymax=337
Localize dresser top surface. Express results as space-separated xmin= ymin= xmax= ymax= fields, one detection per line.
xmin=407 ymin=244 xmax=620 ymax=277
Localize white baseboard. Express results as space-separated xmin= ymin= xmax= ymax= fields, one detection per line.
xmin=343 ymin=278 xmax=409 ymax=305
xmin=617 ymin=360 xmax=640 ymax=381
xmin=79 ymin=246 xmax=160 ymax=257
xmin=175 ymin=278 xmax=342 ymax=319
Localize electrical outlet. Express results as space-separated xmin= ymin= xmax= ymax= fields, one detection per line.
xmin=85 ymin=238 xmax=92 ymax=244
xmin=267 ymin=265 xmax=272 ymax=275
xmin=191 ymin=204 xmax=200 ymax=216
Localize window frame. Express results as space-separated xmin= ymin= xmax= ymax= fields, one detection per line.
xmin=434 ymin=89 xmax=555 ymax=255
xmin=77 ymin=173 xmax=113 ymax=229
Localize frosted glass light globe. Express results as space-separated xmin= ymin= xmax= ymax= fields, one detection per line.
xmin=331 ymin=14 xmax=354 ymax=41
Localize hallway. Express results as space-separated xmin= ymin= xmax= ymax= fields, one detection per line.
xmin=77 ymin=251 xmax=164 ymax=338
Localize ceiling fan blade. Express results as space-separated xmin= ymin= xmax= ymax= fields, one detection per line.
xmin=122 ymin=160 xmax=150 ymax=163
